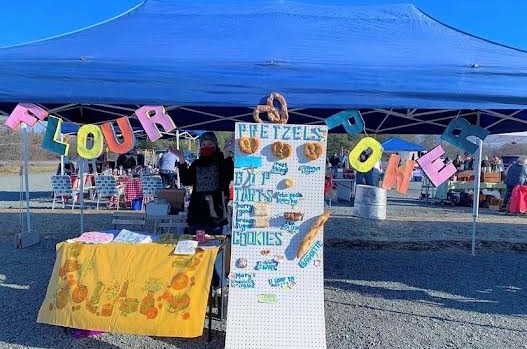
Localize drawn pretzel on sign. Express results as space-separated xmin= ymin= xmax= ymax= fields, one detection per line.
xmin=253 ymin=92 xmax=289 ymax=124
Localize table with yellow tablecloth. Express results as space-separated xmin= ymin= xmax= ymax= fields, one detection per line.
xmin=37 ymin=242 xmax=218 ymax=337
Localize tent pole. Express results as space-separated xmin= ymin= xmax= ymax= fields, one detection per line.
xmin=471 ymin=139 xmax=483 ymax=256
xmin=176 ymin=129 xmax=180 ymax=150
xmin=79 ymin=159 xmax=85 ymax=234
xmin=21 ymin=125 xmax=32 ymax=236
xmin=60 ymin=133 xmax=65 ymax=175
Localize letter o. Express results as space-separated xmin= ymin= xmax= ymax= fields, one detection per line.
xmin=348 ymin=137 xmax=383 ymax=173
xmin=77 ymin=124 xmax=104 ymax=159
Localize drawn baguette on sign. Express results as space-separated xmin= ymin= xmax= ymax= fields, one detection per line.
xmin=296 ymin=212 xmax=331 ymax=259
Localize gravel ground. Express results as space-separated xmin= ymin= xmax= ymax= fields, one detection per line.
xmin=0 ymin=172 xmax=526 ymax=348
xmin=1 ymin=229 xmax=526 ymax=349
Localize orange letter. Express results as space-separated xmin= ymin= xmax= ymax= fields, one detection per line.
xmin=101 ymin=116 xmax=135 ymax=154
xmin=382 ymin=154 xmax=415 ymax=194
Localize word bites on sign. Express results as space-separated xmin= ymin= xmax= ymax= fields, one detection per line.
xmin=225 ymin=122 xmax=329 ymax=349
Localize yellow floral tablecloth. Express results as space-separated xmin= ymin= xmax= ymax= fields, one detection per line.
xmin=37 ymin=242 xmax=218 ymax=337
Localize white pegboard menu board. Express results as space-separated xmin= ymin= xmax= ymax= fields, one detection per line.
xmin=225 ymin=122 xmax=328 ymax=349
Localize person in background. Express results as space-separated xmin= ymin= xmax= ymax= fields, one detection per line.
xmin=95 ymin=153 xmax=106 ymax=173
xmin=501 ymin=157 xmax=527 ymax=210
xmin=329 ymin=153 xmax=340 ymax=171
xmin=340 ymin=150 xmax=349 ymax=169
xmin=355 ymin=149 xmax=374 ymax=186
xmin=371 ymin=159 xmax=383 ymax=186
xmin=56 ymin=156 xmax=75 ymax=176
xmin=158 ymin=146 xmax=179 ymax=188
xmin=463 ymin=152 xmax=473 ymax=170
xmin=174 ymin=132 xmax=234 ymax=234
xmin=116 ymin=151 xmax=137 ymax=172
xmin=452 ymin=154 xmax=463 ymax=170
xmin=134 ymin=146 xmax=145 ymax=167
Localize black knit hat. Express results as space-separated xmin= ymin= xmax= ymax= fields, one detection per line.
xmin=199 ymin=131 xmax=218 ymax=146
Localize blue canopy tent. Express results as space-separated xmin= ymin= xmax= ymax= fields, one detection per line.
xmin=2 ymin=1 xmax=527 ymax=252
xmin=381 ymin=138 xmax=426 ymax=152
xmin=0 ymin=1 xmax=526 ymax=134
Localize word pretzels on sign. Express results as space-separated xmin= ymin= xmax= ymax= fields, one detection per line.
xmin=252 ymin=92 xmax=289 ymax=124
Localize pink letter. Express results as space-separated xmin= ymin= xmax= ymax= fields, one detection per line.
xmin=416 ymin=145 xmax=456 ymax=187
xmin=5 ymin=103 xmax=48 ymax=130
xmin=135 ymin=106 xmax=176 ymax=141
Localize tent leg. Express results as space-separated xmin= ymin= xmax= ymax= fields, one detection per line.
xmin=14 ymin=125 xmax=39 ymax=248
xmin=471 ymin=138 xmax=483 ymax=256
xmin=79 ymin=160 xmax=85 ymax=234
xmin=60 ymin=132 xmax=64 ymax=175
xmin=22 ymin=126 xmax=31 ymax=232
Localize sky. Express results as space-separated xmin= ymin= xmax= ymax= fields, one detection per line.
xmin=1 ymin=0 xmax=526 ymax=50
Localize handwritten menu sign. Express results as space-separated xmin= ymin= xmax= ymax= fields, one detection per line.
xmin=225 ymin=123 xmax=328 ymax=349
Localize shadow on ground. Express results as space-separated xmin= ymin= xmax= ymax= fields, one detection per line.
xmin=324 ymin=248 xmax=527 ymax=318
xmin=0 ymin=191 xmax=51 ymax=201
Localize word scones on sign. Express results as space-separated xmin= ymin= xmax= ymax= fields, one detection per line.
xmin=4 ymin=104 xmax=177 ymax=159
xmin=325 ymin=110 xmax=489 ymax=189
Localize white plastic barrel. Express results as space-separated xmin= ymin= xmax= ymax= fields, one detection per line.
xmin=352 ymin=185 xmax=387 ymax=220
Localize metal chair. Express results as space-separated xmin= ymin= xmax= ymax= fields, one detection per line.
xmin=95 ymin=175 xmax=123 ymax=210
xmin=51 ymin=175 xmax=79 ymax=210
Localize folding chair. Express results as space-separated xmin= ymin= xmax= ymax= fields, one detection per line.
xmin=95 ymin=175 xmax=123 ymax=210
xmin=142 ymin=175 xmax=164 ymax=210
xmin=51 ymin=175 xmax=79 ymax=210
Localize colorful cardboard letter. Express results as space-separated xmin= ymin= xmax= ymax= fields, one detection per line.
xmin=101 ymin=116 xmax=135 ymax=154
xmin=5 ymin=103 xmax=48 ymax=130
xmin=41 ymin=116 xmax=69 ymax=156
xmin=135 ymin=106 xmax=176 ymax=142
xmin=441 ymin=118 xmax=489 ymax=155
xmin=382 ymin=154 xmax=415 ymax=194
xmin=348 ymin=137 xmax=383 ymax=173
xmin=77 ymin=124 xmax=104 ymax=159
xmin=416 ymin=145 xmax=457 ymax=187
xmin=325 ymin=110 xmax=365 ymax=136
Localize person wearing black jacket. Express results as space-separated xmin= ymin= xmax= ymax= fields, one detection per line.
xmin=116 ymin=152 xmax=136 ymax=171
xmin=134 ymin=146 xmax=145 ymax=167
xmin=173 ymin=132 xmax=233 ymax=290
xmin=174 ymin=132 xmax=234 ymax=234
